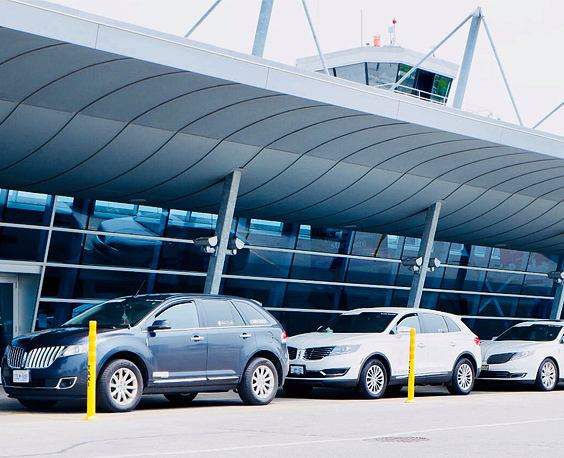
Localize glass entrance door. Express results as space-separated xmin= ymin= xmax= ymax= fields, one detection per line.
xmin=0 ymin=282 xmax=15 ymax=359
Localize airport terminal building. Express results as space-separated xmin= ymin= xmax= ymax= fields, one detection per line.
xmin=1 ymin=0 xmax=564 ymax=355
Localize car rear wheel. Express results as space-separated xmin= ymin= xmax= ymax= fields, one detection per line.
xmin=355 ymin=359 xmax=387 ymax=399
xmin=17 ymin=398 xmax=57 ymax=410
xmin=535 ymin=358 xmax=558 ymax=391
xmin=447 ymin=358 xmax=475 ymax=395
xmin=283 ymin=383 xmax=313 ymax=398
xmin=238 ymin=357 xmax=278 ymax=405
xmin=164 ymin=393 xmax=198 ymax=405
xmin=97 ymin=359 xmax=143 ymax=412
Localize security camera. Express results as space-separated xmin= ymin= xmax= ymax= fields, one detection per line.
xmin=193 ymin=236 xmax=218 ymax=254
xmin=402 ymin=257 xmax=423 ymax=272
xmin=548 ymin=271 xmax=564 ymax=283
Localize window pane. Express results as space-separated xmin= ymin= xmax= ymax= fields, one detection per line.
xmin=157 ymin=302 xmax=199 ymax=329
xmin=233 ymin=300 xmax=272 ymax=326
xmin=54 ymin=196 xmax=90 ymax=229
xmin=269 ymin=310 xmax=338 ymax=337
xmin=200 ymin=299 xmax=244 ymax=327
xmin=396 ymin=314 xmax=421 ymax=333
xmin=367 ymin=63 xmax=398 ymax=87
xmin=297 ymin=226 xmax=351 ymax=253
xmin=420 ymin=313 xmax=448 ymax=333
xmin=3 ymin=191 xmax=51 ymax=225
xmin=0 ymin=227 xmax=45 ymax=261
xmin=334 ymin=63 xmax=366 ymax=84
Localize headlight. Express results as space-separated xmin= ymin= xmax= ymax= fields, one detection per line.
xmin=510 ymin=350 xmax=535 ymax=361
xmin=61 ymin=344 xmax=87 ymax=357
xmin=330 ymin=345 xmax=360 ymax=356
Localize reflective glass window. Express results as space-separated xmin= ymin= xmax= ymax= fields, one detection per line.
xmin=395 ymin=314 xmax=421 ymax=333
xmin=334 ymin=63 xmax=366 ymax=84
xmin=432 ymin=292 xmax=480 ymax=316
xmin=199 ymin=299 xmax=245 ymax=327
xmin=440 ymin=266 xmax=486 ymax=292
xmin=81 ymin=233 xmax=162 ymax=269
xmin=285 ymin=283 xmax=342 ymax=310
xmin=447 ymin=244 xmax=491 ymax=268
xmin=233 ymin=300 xmax=273 ymax=326
xmin=520 ymin=274 xmax=554 ymax=297
xmin=297 ymin=226 xmax=352 ymax=253
xmin=48 ymin=231 xmax=85 ymax=264
xmin=152 ymin=274 xmax=205 ymax=294
xmin=527 ymin=252 xmax=558 ymax=274
xmin=157 ymin=302 xmax=199 ymax=329
xmin=3 ymin=191 xmax=52 ymax=225
xmin=269 ymin=310 xmax=338 ymax=337
xmin=420 ymin=313 xmax=449 ymax=333
xmin=489 ymin=248 xmax=529 ymax=271
xmin=221 ymin=279 xmax=287 ymax=308
xmin=341 ymin=286 xmax=395 ymax=308
xmin=432 ymin=75 xmax=452 ymax=103
xmin=367 ymin=63 xmax=399 ymax=87
xmin=73 ymin=268 xmax=151 ymax=300
xmin=351 ymin=232 xmax=403 ymax=258
xmin=483 ymin=271 xmax=524 ymax=295
xmin=0 ymin=227 xmax=45 ymax=261
xmin=226 ymin=247 xmax=291 ymax=278
xmin=88 ymin=200 xmax=137 ymax=230
xmin=238 ymin=218 xmax=297 ymax=249
xmin=444 ymin=316 xmax=461 ymax=332
xmin=462 ymin=317 xmax=526 ymax=340
xmin=290 ymin=253 xmax=347 ymax=282
xmin=166 ymin=210 xmax=217 ymax=239
xmin=35 ymin=302 xmax=74 ymax=330
xmin=396 ymin=64 xmax=417 ymax=93
xmin=54 ymin=196 xmax=91 ymax=229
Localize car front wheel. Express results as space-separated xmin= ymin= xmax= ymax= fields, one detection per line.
xmin=447 ymin=358 xmax=475 ymax=395
xmin=97 ymin=359 xmax=143 ymax=412
xmin=535 ymin=358 xmax=558 ymax=391
xmin=238 ymin=357 xmax=278 ymax=405
xmin=355 ymin=359 xmax=387 ymax=399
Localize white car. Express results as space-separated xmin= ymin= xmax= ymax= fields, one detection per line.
xmin=284 ymin=307 xmax=481 ymax=399
xmin=479 ymin=321 xmax=564 ymax=391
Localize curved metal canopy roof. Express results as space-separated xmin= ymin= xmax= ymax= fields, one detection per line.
xmin=2 ymin=0 xmax=564 ymax=255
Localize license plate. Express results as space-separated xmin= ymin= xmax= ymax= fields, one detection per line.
xmin=481 ymin=365 xmax=489 ymax=371
xmin=289 ymin=365 xmax=305 ymax=376
xmin=13 ymin=370 xmax=30 ymax=383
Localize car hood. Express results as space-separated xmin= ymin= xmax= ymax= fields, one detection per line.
xmin=287 ymin=332 xmax=384 ymax=348
xmin=481 ymin=340 xmax=550 ymax=358
xmin=11 ymin=327 xmax=118 ymax=349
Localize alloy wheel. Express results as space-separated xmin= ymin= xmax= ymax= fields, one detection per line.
xmin=109 ymin=367 xmax=139 ymax=406
xmin=366 ymin=364 xmax=385 ymax=395
xmin=540 ymin=360 xmax=557 ymax=390
xmin=457 ymin=363 xmax=473 ymax=391
xmin=252 ymin=364 xmax=275 ymax=399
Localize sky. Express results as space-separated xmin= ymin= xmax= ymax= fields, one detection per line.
xmin=47 ymin=0 xmax=564 ymax=136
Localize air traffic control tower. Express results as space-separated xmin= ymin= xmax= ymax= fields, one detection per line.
xmin=296 ymin=43 xmax=459 ymax=105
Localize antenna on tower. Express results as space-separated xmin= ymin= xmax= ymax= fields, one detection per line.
xmin=388 ymin=18 xmax=398 ymax=46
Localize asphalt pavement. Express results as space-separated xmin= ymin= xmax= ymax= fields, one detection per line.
xmin=1 ymin=383 xmax=564 ymax=458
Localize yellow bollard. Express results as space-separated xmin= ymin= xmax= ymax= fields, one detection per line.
xmin=84 ymin=320 xmax=97 ymax=421
xmin=406 ymin=327 xmax=415 ymax=403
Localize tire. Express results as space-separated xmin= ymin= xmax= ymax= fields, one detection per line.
xmin=97 ymin=359 xmax=143 ymax=412
xmin=237 ymin=357 xmax=278 ymax=405
xmin=447 ymin=358 xmax=475 ymax=395
xmin=283 ymin=383 xmax=313 ymax=398
xmin=164 ymin=393 xmax=198 ymax=406
xmin=535 ymin=358 xmax=558 ymax=391
xmin=355 ymin=359 xmax=387 ymax=399
xmin=17 ymin=398 xmax=57 ymax=410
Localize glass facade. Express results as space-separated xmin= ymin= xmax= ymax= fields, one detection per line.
xmin=0 ymin=190 xmax=559 ymax=339
xmin=329 ymin=62 xmax=453 ymax=104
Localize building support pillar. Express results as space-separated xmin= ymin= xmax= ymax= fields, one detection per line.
xmin=550 ymin=284 xmax=564 ymax=320
xmin=204 ymin=170 xmax=242 ymax=295
xmin=407 ymin=201 xmax=442 ymax=308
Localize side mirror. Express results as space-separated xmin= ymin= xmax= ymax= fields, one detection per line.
xmin=147 ymin=319 xmax=171 ymax=332
xmin=397 ymin=326 xmax=413 ymax=335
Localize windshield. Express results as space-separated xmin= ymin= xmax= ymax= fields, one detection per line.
xmin=63 ymin=297 xmax=164 ymax=328
xmin=317 ymin=312 xmax=397 ymax=333
xmin=497 ymin=324 xmax=562 ymax=342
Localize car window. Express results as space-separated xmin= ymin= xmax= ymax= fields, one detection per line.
xmin=444 ymin=316 xmax=461 ymax=332
xmin=420 ymin=313 xmax=449 ymax=333
xmin=393 ymin=314 xmax=421 ymax=334
xmin=200 ymin=299 xmax=246 ymax=328
xmin=317 ymin=312 xmax=397 ymax=333
xmin=497 ymin=324 xmax=563 ymax=341
xmin=232 ymin=300 xmax=272 ymax=326
xmin=156 ymin=302 xmax=199 ymax=329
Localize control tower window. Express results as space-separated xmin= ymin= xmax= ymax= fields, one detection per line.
xmin=396 ymin=64 xmax=417 ymax=94
xmin=432 ymin=75 xmax=452 ymax=103
xmin=367 ymin=63 xmax=399 ymax=88
xmin=334 ymin=63 xmax=366 ymax=84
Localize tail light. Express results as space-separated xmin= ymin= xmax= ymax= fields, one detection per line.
xmin=474 ymin=336 xmax=481 ymax=346
xmin=281 ymin=330 xmax=287 ymax=343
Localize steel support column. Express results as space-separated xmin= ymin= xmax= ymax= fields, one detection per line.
xmin=452 ymin=8 xmax=482 ymax=109
xmin=550 ymin=284 xmax=564 ymax=320
xmin=252 ymin=0 xmax=274 ymax=57
xmin=204 ymin=170 xmax=242 ymax=295
xmin=407 ymin=201 xmax=442 ymax=308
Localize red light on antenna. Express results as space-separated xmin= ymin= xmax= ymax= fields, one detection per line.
xmin=392 ymin=19 xmax=397 ymax=24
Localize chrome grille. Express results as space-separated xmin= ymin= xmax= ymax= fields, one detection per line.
xmin=7 ymin=346 xmax=26 ymax=369
xmin=288 ymin=347 xmax=297 ymax=360
xmin=304 ymin=346 xmax=334 ymax=360
xmin=487 ymin=353 xmax=515 ymax=364
xmin=25 ymin=346 xmax=66 ymax=369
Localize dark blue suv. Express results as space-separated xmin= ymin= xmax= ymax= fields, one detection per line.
xmin=1 ymin=294 xmax=288 ymax=412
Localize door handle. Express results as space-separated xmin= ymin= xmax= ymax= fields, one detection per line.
xmin=239 ymin=333 xmax=253 ymax=339
xmin=449 ymin=342 xmax=457 ymax=347
xmin=191 ymin=335 xmax=204 ymax=342
xmin=417 ymin=343 xmax=425 ymax=348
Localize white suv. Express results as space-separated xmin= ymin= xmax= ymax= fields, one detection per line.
xmin=284 ymin=308 xmax=481 ymax=399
